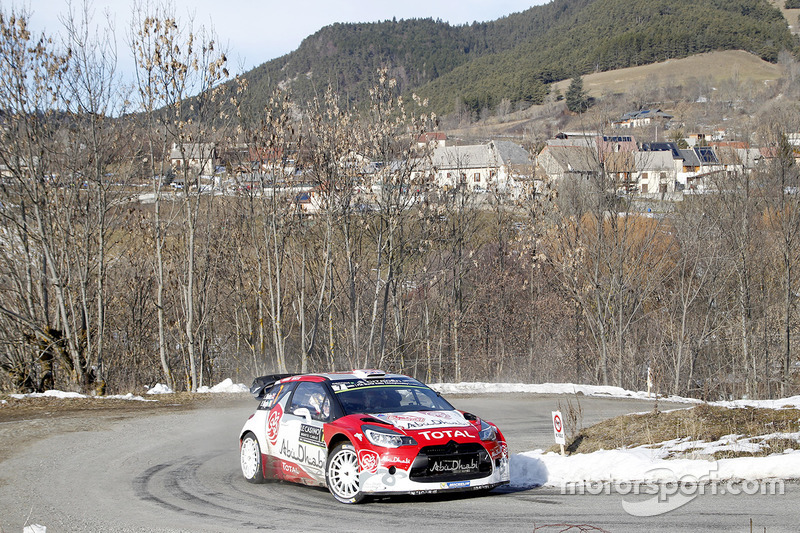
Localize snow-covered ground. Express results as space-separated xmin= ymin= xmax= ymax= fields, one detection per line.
xmin=7 ymin=380 xmax=800 ymax=491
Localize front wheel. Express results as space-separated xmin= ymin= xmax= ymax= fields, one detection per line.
xmin=240 ymin=432 xmax=265 ymax=483
xmin=325 ymin=442 xmax=365 ymax=503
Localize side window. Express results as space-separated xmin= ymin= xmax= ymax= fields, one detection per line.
xmin=274 ymin=382 xmax=295 ymax=407
xmin=289 ymin=382 xmax=332 ymax=422
xmin=258 ymin=381 xmax=295 ymax=410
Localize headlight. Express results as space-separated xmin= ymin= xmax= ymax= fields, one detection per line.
xmin=364 ymin=426 xmax=417 ymax=448
xmin=479 ymin=420 xmax=497 ymax=441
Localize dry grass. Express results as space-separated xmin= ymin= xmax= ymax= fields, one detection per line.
xmin=556 ymin=404 xmax=800 ymax=459
xmin=0 ymin=391 xmax=243 ymax=422
xmin=448 ymin=50 xmax=784 ymax=139
xmin=550 ymin=51 xmax=782 ymax=98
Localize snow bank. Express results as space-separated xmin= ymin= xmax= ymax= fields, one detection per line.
xmin=146 ymin=378 xmax=249 ymax=394
xmin=145 ymin=383 xmax=174 ymax=395
xmin=431 ymin=381 xmax=800 ymax=409
xmin=10 ymin=390 xmax=151 ymax=402
xmin=197 ymin=378 xmax=249 ymax=394
xmin=510 ymin=427 xmax=800 ymax=488
xmin=710 ymin=395 xmax=800 ymax=410
xmin=511 ymin=445 xmax=800 ymax=488
xmin=430 ymin=381 xmax=691 ymax=402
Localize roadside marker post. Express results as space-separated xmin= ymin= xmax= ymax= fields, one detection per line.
xmin=552 ymin=410 xmax=566 ymax=455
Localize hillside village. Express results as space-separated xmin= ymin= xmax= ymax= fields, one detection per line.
xmin=174 ymin=106 xmax=782 ymax=212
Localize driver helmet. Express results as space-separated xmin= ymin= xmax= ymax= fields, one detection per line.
xmin=309 ymin=392 xmax=330 ymax=418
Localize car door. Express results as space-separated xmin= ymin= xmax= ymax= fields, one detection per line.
xmin=259 ymin=381 xmax=295 ymax=479
xmin=273 ymin=381 xmax=332 ymax=484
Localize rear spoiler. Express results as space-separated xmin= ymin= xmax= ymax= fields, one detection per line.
xmin=250 ymin=373 xmax=296 ymax=400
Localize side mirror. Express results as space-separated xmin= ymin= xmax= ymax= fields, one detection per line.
xmin=293 ymin=407 xmax=312 ymax=422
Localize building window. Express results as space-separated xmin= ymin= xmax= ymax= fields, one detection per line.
xmin=473 ymin=173 xmax=480 ymax=182
xmin=642 ymin=183 xmax=648 ymax=194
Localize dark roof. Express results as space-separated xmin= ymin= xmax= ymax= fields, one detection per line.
xmin=695 ymin=147 xmax=719 ymax=164
xmin=641 ymin=142 xmax=681 ymax=158
xmin=678 ymin=149 xmax=701 ymax=167
xmin=493 ymin=140 xmax=531 ymax=166
xmin=620 ymin=109 xmax=674 ymax=121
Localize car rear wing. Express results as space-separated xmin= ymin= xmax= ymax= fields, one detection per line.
xmin=250 ymin=373 xmax=296 ymax=400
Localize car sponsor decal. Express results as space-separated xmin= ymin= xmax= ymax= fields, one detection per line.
xmin=440 ymin=480 xmax=471 ymax=489
xmin=358 ymin=449 xmax=380 ymax=474
xmin=430 ymin=457 xmax=480 ymax=474
xmin=372 ymin=411 xmax=471 ymax=431
xmin=279 ymin=440 xmax=326 ymax=469
xmin=330 ymin=378 xmax=418 ymax=391
xmin=380 ymin=455 xmax=412 ymax=467
xmin=267 ymin=404 xmax=283 ymax=445
xmin=299 ymin=424 xmax=324 ymax=446
xmin=281 ymin=462 xmax=302 ymax=477
xmin=417 ymin=429 xmax=473 ymax=440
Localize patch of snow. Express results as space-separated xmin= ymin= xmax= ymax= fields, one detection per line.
xmin=10 ymin=390 xmax=151 ymax=401
xmin=709 ymin=395 xmax=800 ymax=410
xmin=510 ymin=445 xmax=800 ymax=488
xmin=430 ymin=381 xmax=697 ymax=404
xmin=23 ymin=525 xmax=46 ymax=533
xmin=431 ymin=382 xmax=800 ymax=410
xmin=197 ymin=378 xmax=248 ymax=394
xmin=145 ymin=383 xmax=174 ymax=395
xmin=11 ymin=390 xmax=79 ymax=399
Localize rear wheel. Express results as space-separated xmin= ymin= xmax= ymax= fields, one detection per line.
xmin=325 ymin=442 xmax=365 ymax=503
xmin=240 ymin=432 xmax=265 ymax=483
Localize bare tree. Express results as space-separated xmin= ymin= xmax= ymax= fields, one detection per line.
xmin=758 ymin=112 xmax=800 ymax=396
xmin=131 ymin=2 xmax=230 ymax=390
xmin=0 ymin=8 xmax=90 ymax=390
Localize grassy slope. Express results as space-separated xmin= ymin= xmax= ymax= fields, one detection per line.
xmin=447 ymin=50 xmax=783 ymax=139
xmin=550 ymin=50 xmax=782 ymax=97
xmin=560 ymin=403 xmax=800 ymax=458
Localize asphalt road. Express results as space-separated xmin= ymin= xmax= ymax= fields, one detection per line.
xmin=0 ymin=393 xmax=797 ymax=532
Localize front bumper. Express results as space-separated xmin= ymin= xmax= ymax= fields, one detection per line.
xmin=358 ymin=443 xmax=510 ymax=496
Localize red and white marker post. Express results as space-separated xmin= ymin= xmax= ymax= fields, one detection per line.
xmin=552 ymin=410 xmax=566 ymax=456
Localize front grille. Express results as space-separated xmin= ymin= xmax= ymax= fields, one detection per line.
xmin=409 ymin=440 xmax=492 ymax=482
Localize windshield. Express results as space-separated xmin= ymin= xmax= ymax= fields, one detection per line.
xmin=334 ymin=383 xmax=453 ymax=415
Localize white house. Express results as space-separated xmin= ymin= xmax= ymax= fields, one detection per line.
xmin=634 ymin=151 xmax=678 ymax=195
xmin=170 ymin=142 xmax=218 ymax=176
xmin=428 ymin=140 xmax=532 ymax=192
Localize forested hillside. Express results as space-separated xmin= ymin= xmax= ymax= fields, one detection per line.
xmin=237 ymin=0 xmax=797 ymax=117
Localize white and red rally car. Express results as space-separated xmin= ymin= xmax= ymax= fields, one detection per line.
xmin=239 ymin=369 xmax=510 ymax=503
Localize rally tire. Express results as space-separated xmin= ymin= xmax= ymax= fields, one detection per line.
xmin=325 ymin=442 xmax=365 ymax=504
xmin=240 ymin=432 xmax=266 ymax=483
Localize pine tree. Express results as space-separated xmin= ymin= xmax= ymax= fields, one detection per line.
xmin=565 ymin=75 xmax=589 ymax=113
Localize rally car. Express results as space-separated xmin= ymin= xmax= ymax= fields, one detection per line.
xmin=239 ymin=369 xmax=510 ymax=503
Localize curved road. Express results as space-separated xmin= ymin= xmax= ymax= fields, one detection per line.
xmin=0 ymin=393 xmax=796 ymax=532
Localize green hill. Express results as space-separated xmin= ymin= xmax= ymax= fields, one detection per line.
xmin=235 ymin=0 xmax=798 ymax=118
